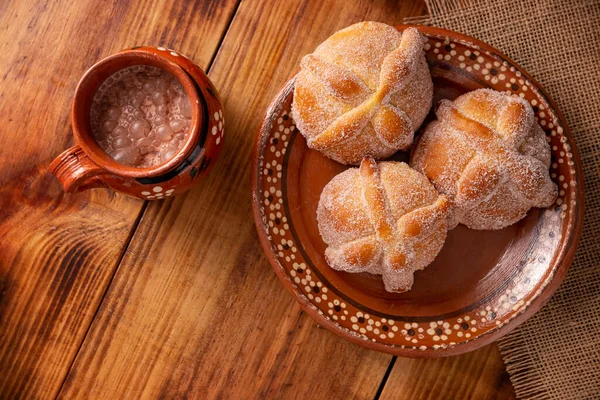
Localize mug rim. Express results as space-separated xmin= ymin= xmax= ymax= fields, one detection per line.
xmin=71 ymin=48 xmax=203 ymax=178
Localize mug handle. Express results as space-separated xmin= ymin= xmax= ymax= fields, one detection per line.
xmin=49 ymin=145 xmax=106 ymax=192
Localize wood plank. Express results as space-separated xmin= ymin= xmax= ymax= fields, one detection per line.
xmin=58 ymin=1 xmax=429 ymax=398
xmin=0 ymin=1 xmax=238 ymax=398
xmin=380 ymin=344 xmax=516 ymax=400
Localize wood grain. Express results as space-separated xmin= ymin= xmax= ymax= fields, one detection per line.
xmin=58 ymin=1 xmax=434 ymax=398
xmin=0 ymin=0 xmax=237 ymax=398
xmin=381 ymin=344 xmax=516 ymax=399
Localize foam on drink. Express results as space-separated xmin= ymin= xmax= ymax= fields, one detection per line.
xmin=90 ymin=65 xmax=192 ymax=168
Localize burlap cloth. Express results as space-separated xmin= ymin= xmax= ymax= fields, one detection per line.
xmin=406 ymin=1 xmax=600 ymax=398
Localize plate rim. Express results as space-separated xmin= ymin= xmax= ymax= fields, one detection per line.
xmin=251 ymin=24 xmax=585 ymax=358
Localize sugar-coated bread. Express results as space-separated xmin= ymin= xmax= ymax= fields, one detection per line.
xmin=317 ymin=157 xmax=450 ymax=293
xmin=411 ymin=89 xmax=558 ymax=230
xmin=292 ymin=22 xmax=433 ymax=165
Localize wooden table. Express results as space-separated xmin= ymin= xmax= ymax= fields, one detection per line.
xmin=0 ymin=0 xmax=516 ymax=398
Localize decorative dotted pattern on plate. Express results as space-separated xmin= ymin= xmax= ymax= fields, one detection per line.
xmin=256 ymin=34 xmax=578 ymax=351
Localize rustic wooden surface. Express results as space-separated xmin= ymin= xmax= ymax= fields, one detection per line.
xmin=0 ymin=0 xmax=516 ymax=399
xmin=0 ymin=1 xmax=237 ymax=398
xmin=380 ymin=344 xmax=515 ymax=400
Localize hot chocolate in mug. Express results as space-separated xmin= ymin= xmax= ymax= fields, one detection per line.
xmin=50 ymin=46 xmax=224 ymax=200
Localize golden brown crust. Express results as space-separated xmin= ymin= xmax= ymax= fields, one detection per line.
xmin=317 ymin=157 xmax=449 ymax=292
xmin=292 ymin=22 xmax=433 ymax=165
xmin=411 ymin=89 xmax=558 ymax=230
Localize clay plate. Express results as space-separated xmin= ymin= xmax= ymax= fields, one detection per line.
xmin=251 ymin=25 xmax=584 ymax=357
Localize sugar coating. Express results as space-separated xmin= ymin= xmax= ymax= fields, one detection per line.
xmin=292 ymin=22 xmax=433 ymax=165
xmin=317 ymin=158 xmax=450 ymax=293
xmin=411 ymin=89 xmax=557 ymax=230
xmin=90 ymin=65 xmax=192 ymax=168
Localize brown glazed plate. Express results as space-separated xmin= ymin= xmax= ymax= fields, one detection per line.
xmin=251 ymin=25 xmax=584 ymax=357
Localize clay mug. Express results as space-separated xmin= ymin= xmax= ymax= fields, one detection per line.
xmin=49 ymin=46 xmax=224 ymax=200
